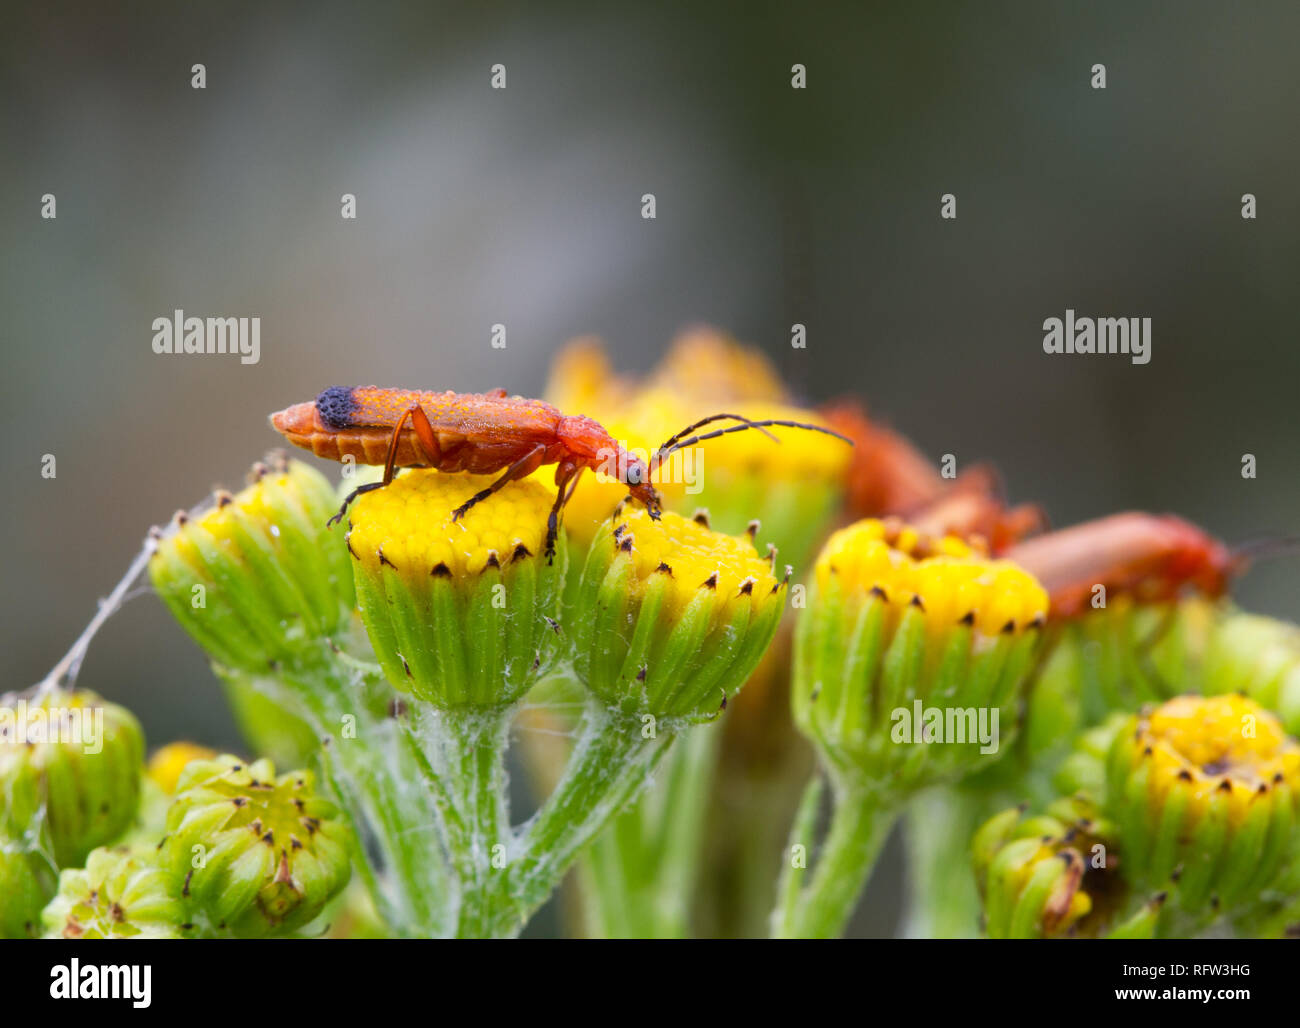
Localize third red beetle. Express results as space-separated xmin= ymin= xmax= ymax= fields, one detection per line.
xmin=1003 ymin=512 xmax=1243 ymax=619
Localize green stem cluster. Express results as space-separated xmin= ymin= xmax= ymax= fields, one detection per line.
xmin=579 ymin=722 xmax=720 ymax=938
xmin=211 ymin=642 xmax=687 ymax=938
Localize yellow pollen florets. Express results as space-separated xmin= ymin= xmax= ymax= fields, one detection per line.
xmin=815 ymin=519 xmax=1048 ymax=636
xmin=147 ymin=742 xmax=218 ymax=794
xmin=350 ymin=470 xmax=553 ymax=577
xmin=648 ymin=327 xmax=792 ymax=404
xmin=172 ymin=468 xmax=294 ymax=553
xmin=1139 ymin=695 xmax=1300 ymax=820
xmin=610 ymin=508 xmax=781 ymax=617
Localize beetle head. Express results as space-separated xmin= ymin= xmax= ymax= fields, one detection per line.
xmin=622 ymin=455 xmax=663 ymax=518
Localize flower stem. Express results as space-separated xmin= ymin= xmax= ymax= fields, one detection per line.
xmin=408 ymin=705 xmax=512 ymax=938
xmin=773 ymin=773 xmax=897 ymax=938
xmin=772 ymin=771 xmax=825 ymax=936
xmin=641 ymin=723 xmax=717 ymax=935
xmin=901 ymin=786 xmax=990 ymax=938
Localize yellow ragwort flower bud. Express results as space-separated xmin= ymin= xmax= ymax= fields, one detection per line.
xmin=793 ymin=519 xmax=1048 ymax=788
xmin=347 ymin=468 xmax=565 ymax=708
xmin=1105 ymin=694 xmax=1300 ymax=914
xmin=974 ymin=797 xmax=1118 ymax=938
xmin=569 ymin=508 xmax=787 ymax=721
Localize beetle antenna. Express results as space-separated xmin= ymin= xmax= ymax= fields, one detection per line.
xmin=650 ymin=418 xmax=853 ymax=477
xmin=654 ymin=414 xmax=780 ymax=455
xmin=1229 ymin=535 xmax=1300 ymax=565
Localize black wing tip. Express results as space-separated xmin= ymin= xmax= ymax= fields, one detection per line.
xmin=316 ymin=385 xmax=358 ymax=429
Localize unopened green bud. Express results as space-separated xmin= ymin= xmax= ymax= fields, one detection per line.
xmin=975 ymin=798 xmax=1116 ymax=939
xmin=148 ymin=456 xmax=353 ymax=672
xmin=42 ymin=846 xmax=185 ymax=939
xmin=160 ymin=755 xmax=351 ymax=937
xmin=0 ymin=845 xmax=54 ymax=938
xmin=0 ymin=688 xmax=144 ymax=867
xmin=1204 ymin=610 xmax=1300 ymax=735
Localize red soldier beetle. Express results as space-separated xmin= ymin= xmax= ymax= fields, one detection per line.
xmin=1002 ymin=512 xmax=1253 ymax=620
xmin=270 ymin=386 xmax=852 ymax=559
xmin=1001 ymin=512 xmax=1300 ymax=693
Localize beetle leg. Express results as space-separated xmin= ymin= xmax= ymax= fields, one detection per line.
xmin=328 ymin=403 xmax=420 ymax=527
xmin=379 ymin=406 xmax=417 ymax=481
xmin=451 ymin=443 xmax=548 ymax=522
xmin=407 ymin=403 xmax=442 ymax=465
xmin=544 ymin=462 xmax=583 ymax=563
xmin=328 ymin=482 xmax=386 ymax=527
xmin=562 ymin=466 xmax=585 ymax=504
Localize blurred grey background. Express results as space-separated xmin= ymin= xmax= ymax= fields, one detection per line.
xmin=3 ymin=2 xmax=1297 ymax=935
